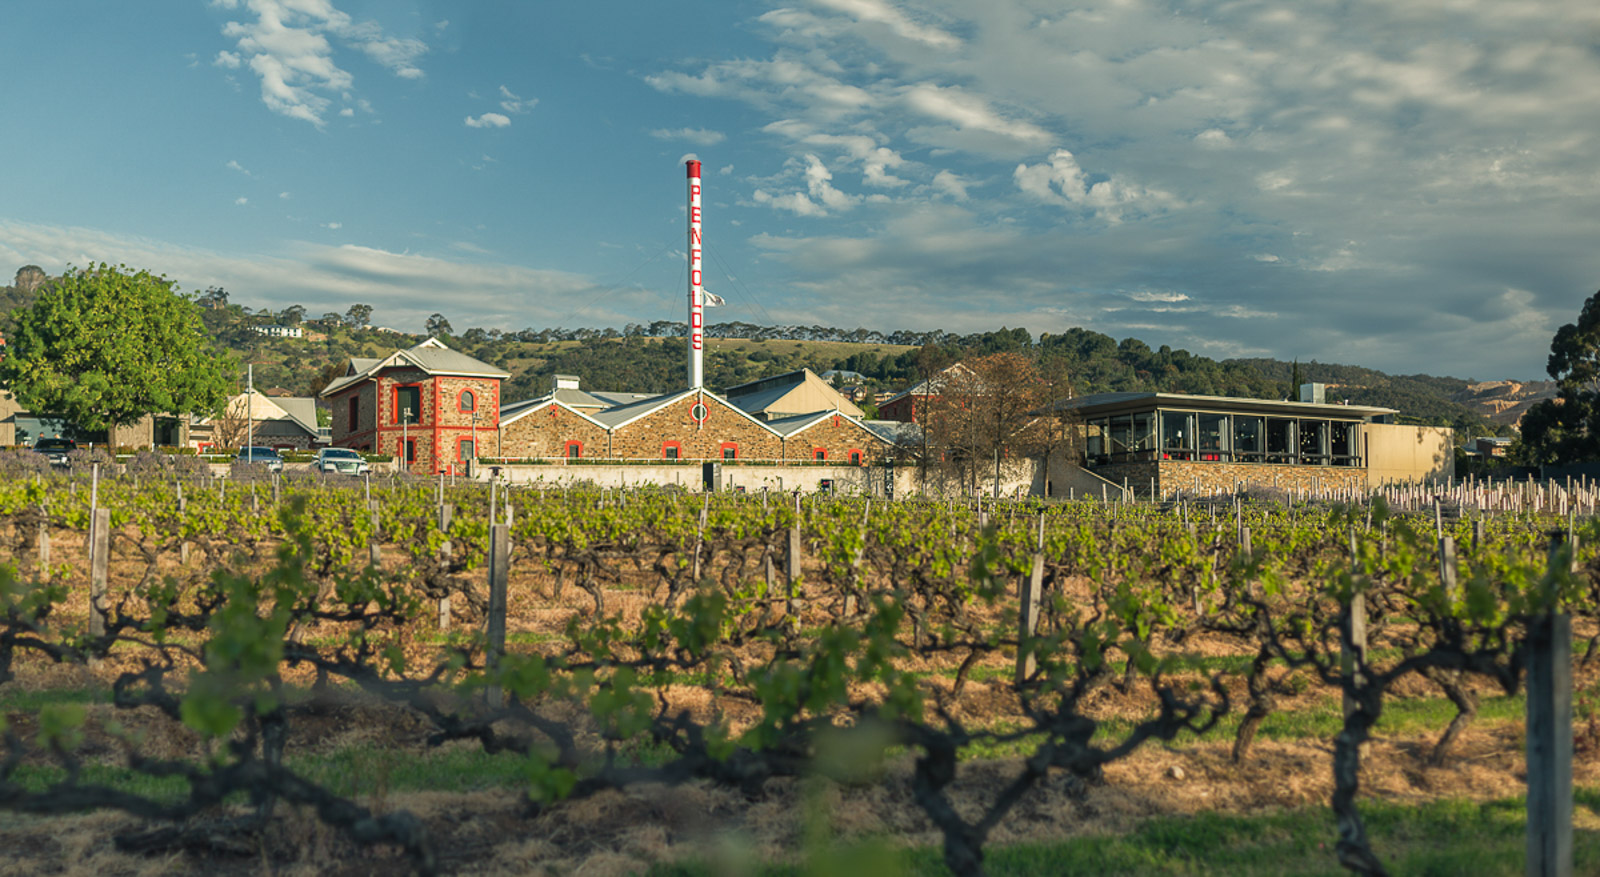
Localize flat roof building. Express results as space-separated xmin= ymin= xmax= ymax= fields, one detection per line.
xmin=1051 ymin=390 xmax=1450 ymax=498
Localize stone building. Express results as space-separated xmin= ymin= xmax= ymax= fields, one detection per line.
xmin=320 ymin=338 xmax=507 ymax=474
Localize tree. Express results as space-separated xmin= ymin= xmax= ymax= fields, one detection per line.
xmin=344 ymin=303 xmax=373 ymax=329
xmin=425 ymin=313 xmax=453 ymax=337
xmin=0 ymin=263 xmax=233 ymax=433
xmin=277 ymin=304 xmax=306 ymax=326
xmin=1519 ymin=290 xmax=1600 ymax=465
xmin=920 ymin=352 xmax=1058 ymax=496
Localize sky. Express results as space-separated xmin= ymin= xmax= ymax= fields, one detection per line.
xmin=1 ymin=0 xmax=1597 ymax=381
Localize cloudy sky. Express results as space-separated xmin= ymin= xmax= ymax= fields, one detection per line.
xmin=2 ymin=0 xmax=1597 ymax=380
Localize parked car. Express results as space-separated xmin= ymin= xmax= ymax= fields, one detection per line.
xmin=236 ymin=446 xmax=285 ymax=473
xmin=31 ymin=437 xmax=76 ymax=468
xmin=314 ymin=447 xmax=371 ymax=476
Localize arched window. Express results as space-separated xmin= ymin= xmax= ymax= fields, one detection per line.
xmin=459 ymin=389 xmax=476 ymax=412
xmin=848 ymin=449 xmax=863 ymax=466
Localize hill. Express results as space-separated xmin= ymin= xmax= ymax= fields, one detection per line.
xmin=0 ymin=266 xmax=1523 ymax=437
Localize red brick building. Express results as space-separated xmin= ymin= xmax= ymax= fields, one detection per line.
xmin=320 ymin=338 xmax=508 ymax=474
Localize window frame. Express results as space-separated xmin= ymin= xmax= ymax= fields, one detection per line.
xmin=662 ymin=440 xmax=682 ymax=461
xmin=393 ymin=384 xmax=422 ymax=425
xmin=459 ymin=389 xmax=476 ymax=413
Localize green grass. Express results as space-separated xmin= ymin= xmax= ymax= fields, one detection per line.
xmin=648 ymin=791 xmax=1600 ymax=876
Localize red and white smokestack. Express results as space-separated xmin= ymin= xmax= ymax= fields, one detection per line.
xmin=686 ymin=159 xmax=704 ymax=389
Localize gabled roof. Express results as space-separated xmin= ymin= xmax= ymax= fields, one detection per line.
xmin=722 ymin=368 xmax=864 ymax=419
xmin=499 ymin=395 xmax=609 ymax=430
xmin=879 ymin=362 xmax=980 ymax=410
xmin=762 ymin=410 xmax=889 ymax=442
xmin=320 ymin=338 xmax=508 ymax=397
xmin=212 ymin=391 xmax=321 ymax=437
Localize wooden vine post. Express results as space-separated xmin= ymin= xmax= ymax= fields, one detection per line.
xmin=1527 ymin=535 xmax=1574 ymax=877
xmin=368 ymin=501 xmax=382 ymax=568
xmin=1016 ymin=551 xmax=1044 ymax=684
xmin=485 ymin=522 xmax=511 ymax=708
xmin=438 ymin=503 xmax=453 ymax=631
xmin=89 ymin=506 xmax=111 ymax=663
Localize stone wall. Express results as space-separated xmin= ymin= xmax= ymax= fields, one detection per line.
xmin=1159 ymin=460 xmax=1367 ymax=496
xmin=330 ymin=382 xmax=379 ymax=446
xmin=781 ymin=415 xmax=890 ymax=465
xmin=610 ymin=393 xmax=784 ymax=460
xmin=496 ymin=461 xmax=905 ymax=495
xmin=500 ymin=404 xmax=609 ymax=459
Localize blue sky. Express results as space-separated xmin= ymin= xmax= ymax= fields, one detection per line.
xmin=2 ymin=0 xmax=1598 ymax=381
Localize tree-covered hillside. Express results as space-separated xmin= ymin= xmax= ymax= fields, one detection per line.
xmin=0 ymin=266 xmax=1511 ymax=437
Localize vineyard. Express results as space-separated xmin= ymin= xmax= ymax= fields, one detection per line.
xmin=2 ymin=467 xmax=1599 ymax=876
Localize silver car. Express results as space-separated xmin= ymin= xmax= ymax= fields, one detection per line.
xmin=314 ymin=447 xmax=371 ymax=476
xmin=237 ymin=446 xmax=285 ymax=473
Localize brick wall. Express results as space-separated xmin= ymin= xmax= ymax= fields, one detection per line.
xmin=500 ymin=404 xmax=609 ymax=459
xmin=782 ymin=415 xmax=889 ymax=464
xmin=610 ymin=393 xmax=783 ymax=460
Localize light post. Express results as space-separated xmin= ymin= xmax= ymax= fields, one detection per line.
xmin=246 ymin=363 xmax=253 ymax=454
xmin=402 ymin=406 xmax=411 ymax=475
xmin=470 ymin=410 xmax=479 ymax=477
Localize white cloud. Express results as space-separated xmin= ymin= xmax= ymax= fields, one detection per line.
xmin=464 ymin=113 xmax=511 ymax=129
xmin=322 ymin=222 xmax=341 ymax=229
xmin=216 ymin=0 xmax=428 ymax=126
xmin=497 ymin=85 xmax=535 ymax=114
xmin=234 ymin=197 xmax=249 ymax=205
xmin=279 ymin=191 xmax=291 ymax=199
xmin=650 ymin=127 xmax=727 ymax=146
xmin=931 ymin=170 xmax=969 ymax=200
xmin=810 ymin=0 xmax=961 ymax=50
xmin=1013 ymin=150 xmax=1179 ymax=221
xmin=226 ymin=159 xmax=251 ymax=176
xmin=0 ymin=219 xmax=617 ymax=335
xmin=214 ymin=50 xmax=241 ymax=69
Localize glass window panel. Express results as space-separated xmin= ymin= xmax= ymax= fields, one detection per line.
xmin=1234 ymin=416 xmax=1264 ymax=462
xmin=1299 ymin=420 xmax=1328 ymax=464
xmin=1198 ymin=413 xmax=1228 ymax=460
xmin=1266 ymin=418 xmax=1294 ymax=461
xmin=1132 ymin=412 xmax=1155 ymax=452
xmin=1109 ymin=415 xmax=1133 ymax=457
xmin=1161 ymin=411 xmax=1192 ymax=450
xmin=1085 ymin=419 xmax=1105 ymax=458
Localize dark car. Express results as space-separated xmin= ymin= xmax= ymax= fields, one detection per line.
xmin=236 ymin=446 xmax=285 ymax=473
xmin=32 ymin=437 xmax=76 ymax=468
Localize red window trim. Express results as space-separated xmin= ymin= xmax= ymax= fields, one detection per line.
xmin=457 ymin=436 xmax=476 ymax=461
xmin=812 ymin=447 xmax=826 ymax=462
xmin=719 ymin=441 xmax=738 ymax=460
xmin=403 ymin=439 xmax=417 ymax=463
xmin=459 ymin=389 xmax=476 ymax=412
xmin=662 ymin=440 xmax=682 ymax=460
xmin=848 ymin=448 xmax=863 ymax=466
xmin=565 ymin=440 xmax=583 ymax=459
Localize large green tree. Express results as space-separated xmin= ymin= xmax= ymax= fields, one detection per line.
xmin=0 ymin=263 xmax=233 ymax=432
xmin=1518 ymin=289 xmax=1600 ymax=465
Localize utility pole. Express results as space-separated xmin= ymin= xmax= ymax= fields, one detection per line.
xmin=402 ymin=406 xmax=411 ymax=475
xmin=470 ymin=409 xmax=479 ymax=477
xmin=246 ymin=363 xmax=253 ymax=452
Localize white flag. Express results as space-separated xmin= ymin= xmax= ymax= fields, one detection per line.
xmin=703 ymin=289 xmax=726 ymax=307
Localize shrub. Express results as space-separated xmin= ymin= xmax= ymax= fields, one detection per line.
xmin=0 ymin=449 xmax=52 ymax=478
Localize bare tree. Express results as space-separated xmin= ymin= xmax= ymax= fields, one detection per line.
xmin=920 ymin=352 xmax=1064 ymax=497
